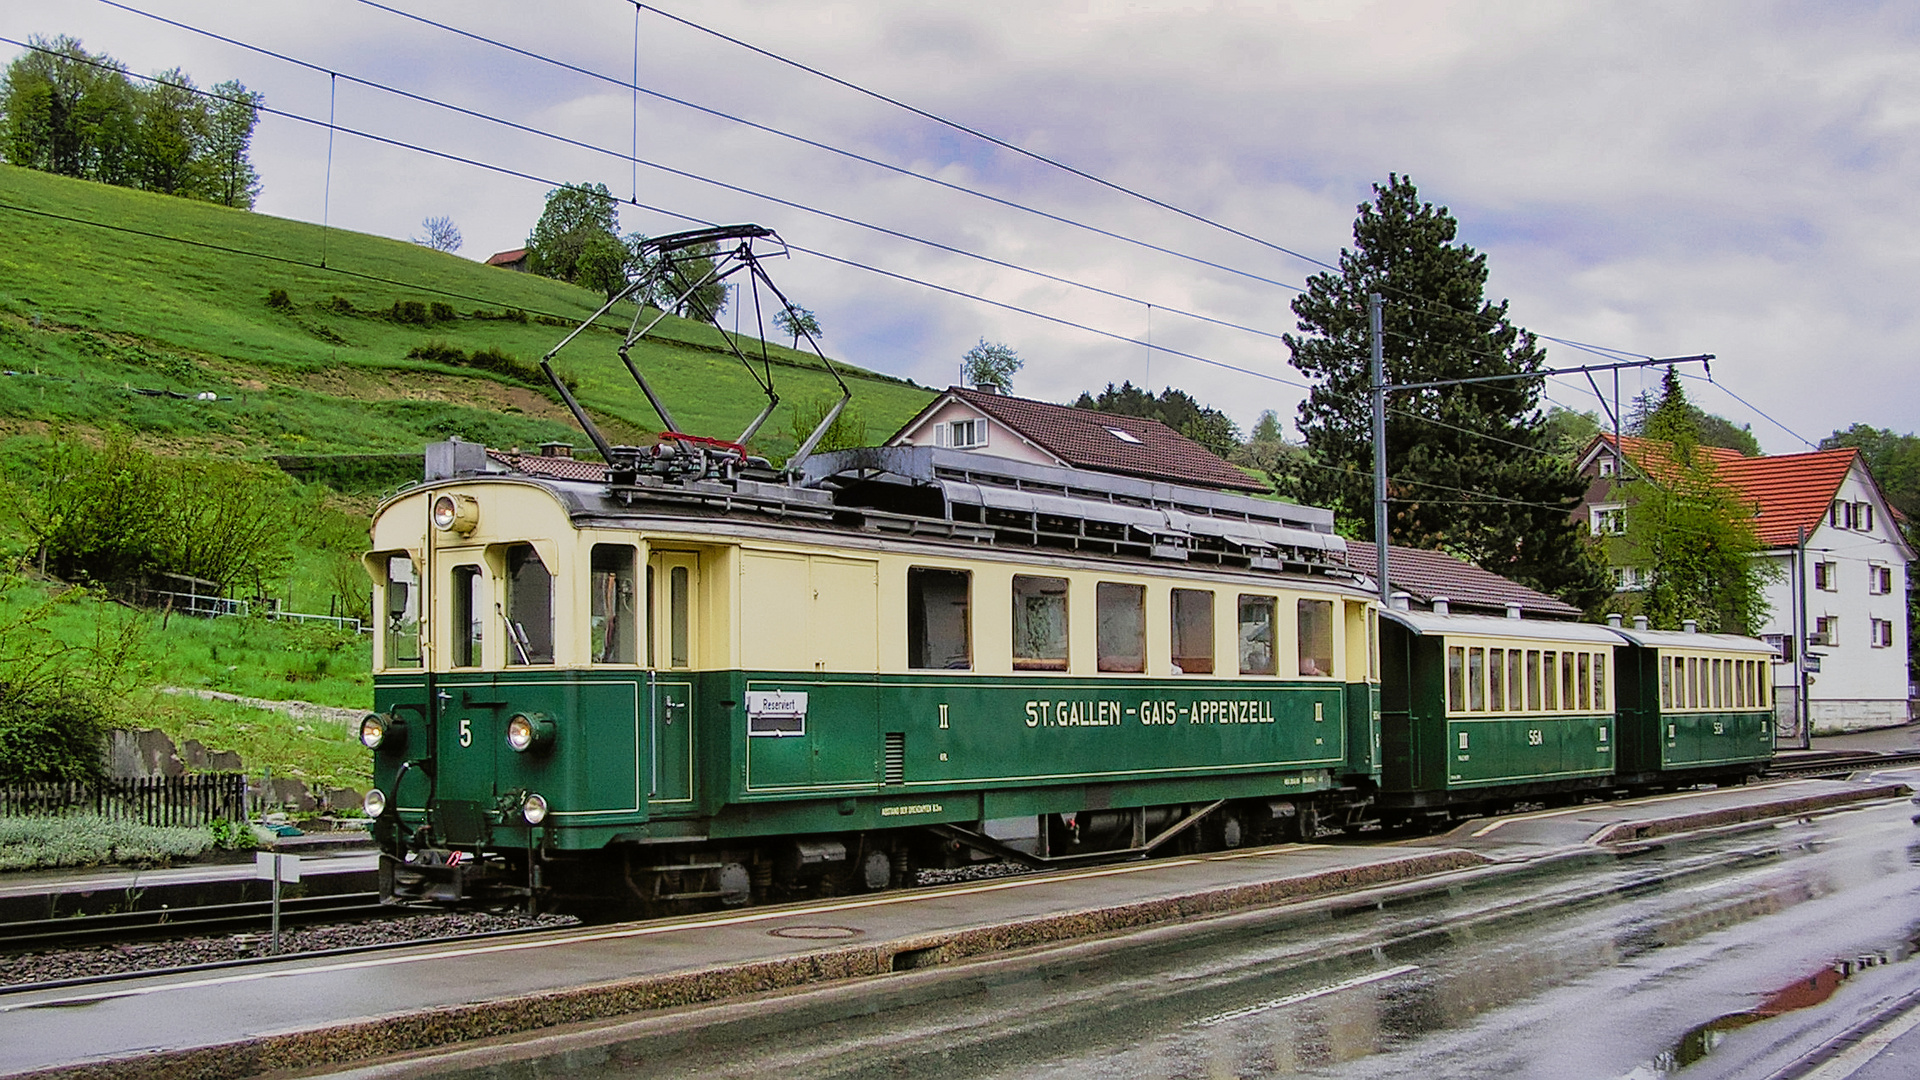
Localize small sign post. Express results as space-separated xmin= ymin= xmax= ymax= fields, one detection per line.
xmin=254 ymin=851 xmax=301 ymax=955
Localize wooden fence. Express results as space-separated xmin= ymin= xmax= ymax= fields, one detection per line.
xmin=0 ymin=774 xmax=248 ymax=826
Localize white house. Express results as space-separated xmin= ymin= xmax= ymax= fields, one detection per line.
xmin=1580 ymin=436 xmax=1914 ymax=733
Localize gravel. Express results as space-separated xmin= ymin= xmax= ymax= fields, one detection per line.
xmin=0 ymin=909 xmax=578 ymax=988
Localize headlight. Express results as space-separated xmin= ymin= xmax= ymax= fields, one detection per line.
xmin=522 ymin=792 xmax=548 ymax=825
xmin=364 ymin=788 xmax=387 ymax=818
xmin=506 ymin=712 xmax=555 ymax=753
xmin=431 ymin=493 xmax=479 ymax=534
xmin=360 ymin=713 xmax=403 ymax=750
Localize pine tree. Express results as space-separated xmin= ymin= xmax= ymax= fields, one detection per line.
xmin=1286 ymin=174 xmax=1608 ymax=608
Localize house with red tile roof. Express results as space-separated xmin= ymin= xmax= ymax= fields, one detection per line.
xmin=1578 ymin=434 xmax=1914 ymax=732
xmin=484 ymin=247 xmax=529 ymax=272
xmin=1341 ymin=540 xmax=1583 ymax=621
xmin=887 ymin=385 xmax=1268 ymax=494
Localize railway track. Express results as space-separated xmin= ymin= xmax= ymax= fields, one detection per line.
xmin=0 ymin=892 xmax=389 ymax=955
xmin=1768 ymin=750 xmax=1920 ymax=779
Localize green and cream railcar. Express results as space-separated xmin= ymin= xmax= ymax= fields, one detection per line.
xmin=361 ymin=444 xmax=1383 ymax=910
xmin=1609 ymin=624 xmax=1775 ymax=782
xmin=1376 ymin=608 xmax=1627 ymax=816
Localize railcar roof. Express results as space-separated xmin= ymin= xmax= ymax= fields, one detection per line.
xmin=1605 ymin=627 xmax=1777 ymax=654
xmin=1380 ymin=609 xmax=1626 ymax=645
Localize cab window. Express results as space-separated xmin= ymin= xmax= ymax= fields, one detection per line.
xmin=381 ymin=554 xmax=421 ymax=669
xmin=505 ymin=544 xmax=554 ymax=665
xmin=1171 ymin=589 xmax=1214 ymax=674
xmin=589 ymin=544 xmax=637 ymax=664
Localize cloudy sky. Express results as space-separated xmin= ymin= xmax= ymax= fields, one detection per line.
xmin=9 ymin=0 xmax=1918 ymax=452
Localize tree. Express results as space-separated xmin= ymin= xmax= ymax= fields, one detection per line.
xmin=1626 ymin=387 xmax=1760 ymax=456
xmin=961 ymin=339 xmax=1022 ymax=392
xmin=412 ymin=215 xmax=463 ymax=253
xmin=131 ymin=68 xmax=204 ymax=196
xmin=1073 ymin=381 xmax=1241 ymax=458
xmin=773 ymin=306 xmax=821 ymax=347
xmin=1620 ymin=368 xmax=1778 ymax=633
xmin=199 ymin=80 xmax=262 ymax=208
xmin=1285 ymin=174 xmax=1609 ymax=608
xmin=653 ymin=240 xmax=729 ymax=319
xmin=1541 ymin=406 xmax=1601 ymax=459
xmin=0 ymin=35 xmax=138 ymax=182
xmin=525 ymin=182 xmax=623 ymax=290
xmin=1821 ymin=424 xmax=1920 ymax=524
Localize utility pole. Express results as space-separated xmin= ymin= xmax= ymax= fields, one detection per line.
xmin=1369 ymin=349 xmax=1713 ymax=607
xmin=1369 ymin=293 xmax=1388 ymax=602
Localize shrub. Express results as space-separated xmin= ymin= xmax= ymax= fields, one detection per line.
xmin=405 ymin=339 xmax=466 ymax=366
xmin=472 ymin=307 xmax=529 ymax=323
xmin=429 ymin=301 xmax=456 ymax=323
xmin=0 ymin=813 xmax=216 ymax=870
xmin=388 ymin=300 xmax=429 ymax=324
xmin=326 ymin=295 xmax=355 ymax=314
xmin=265 ymin=288 xmax=293 ymax=311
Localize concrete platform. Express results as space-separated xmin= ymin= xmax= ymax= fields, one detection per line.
xmin=0 ymin=776 xmax=1908 ymax=1080
xmin=0 ymin=853 xmax=379 ymax=923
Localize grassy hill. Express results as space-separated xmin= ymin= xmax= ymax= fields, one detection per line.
xmin=0 ymin=164 xmax=932 ymax=461
xmin=0 ymin=165 xmax=936 ymax=793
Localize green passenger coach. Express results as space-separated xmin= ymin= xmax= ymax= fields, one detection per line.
xmin=1608 ymin=620 xmax=1775 ymax=783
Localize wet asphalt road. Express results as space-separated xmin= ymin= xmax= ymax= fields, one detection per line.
xmin=314 ymin=775 xmax=1920 ymax=1080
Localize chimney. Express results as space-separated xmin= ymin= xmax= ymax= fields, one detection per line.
xmin=1505 ymin=603 xmax=1524 ymax=620
xmin=1682 ymin=619 xmax=1698 ymax=634
xmin=1430 ymin=597 xmax=1450 ymax=616
xmin=1606 ymin=613 xmax=1623 ymax=627
xmin=538 ymin=441 xmax=574 ymax=459
xmin=973 ymin=382 xmax=1001 ymax=395
xmin=1389 ymin=591 xmax=1411 ymax=611
xmin=1633 ymin=614 xmax=1649 ymax=631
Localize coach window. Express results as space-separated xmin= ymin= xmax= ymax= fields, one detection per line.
xmin=1736 ymin=661 xmax=1747 ymax=708
xmin=1509 ymin=651 xmax=1525 ymax=714
xmin=1447 ymin=646 xmax=1465 ymax=712
xmin=909 ymin=568 xmax=972 ymax=670
xmin=589 ymin=545 xmax=637 ymax=665
xmin=1488 ymin=649 xmax=1506 ymax=711
xmin=1297 ymin=599 xmax=1334 ymax=677
xmin=1097 ymin=582 xmax=1146 ymax=673
xmin=668 ymin=565 xmax=691 ymax=669
xmin=450 ymin=564 xmax=483 ymax=668
xmin=1542 ymin=651 xmax=1558 ymax=710
xmin=1013 ymin=575 xmax=1069 ymax=671
xmin=504 ymin=544 xmax=554 ymax=665
xmin=1467 ymin=648 xmax=1486 ymax=711
xmin=1526 ymin=650 xmax=1542 ymax=711
xmin=382 ymin=555 xmax=421 ymax=669
xmin=1238 ymin=595 xmax=1277 ymax=675
xmin=1661 ymin=656 xmax=1673 ymax=709
xmin=1171 ymin=589 xmax=1214 ymax=674
xmin=1560 ymin=653 xmax=1576 ymax=712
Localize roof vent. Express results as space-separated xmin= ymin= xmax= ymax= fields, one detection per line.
xmin=1430 ymin=597 xmax=1450 ymax=616
xmin=1389 ymin=591 xmax=1411 ymax=611
xmin=1682 ymin=619 xmax=1699 ymax=634
xmin=1606 ymin=613 xmax=1623 ymax=627
xmin=1506 ymin=603 xmax=1524 ymax=620
xmin=538 ymin=441 xmax=574 ymax=459
xmin=1633 ymin=615 xmax=1649 ymax=630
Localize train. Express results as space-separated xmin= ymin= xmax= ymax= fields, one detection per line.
xmin=358 ymin=435 xmax=1776 ymax=914
xmin=356 ymin=225 xmax=1777 ymax=915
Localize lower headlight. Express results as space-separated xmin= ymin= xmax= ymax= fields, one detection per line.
xmin=522 ymin=792 xmax=548 ymax=825
xmin=364 ymin=788 xmax=387 ymax=819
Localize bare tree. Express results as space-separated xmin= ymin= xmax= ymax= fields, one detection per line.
xmin=413 ymin=215 xmax=462 ymax=253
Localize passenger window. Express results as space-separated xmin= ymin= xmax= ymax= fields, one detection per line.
xmin=1593 ymin=652 xmax=1606 ymax=710
xmin=382 ymin=554 xmax=421 ymax=669
xmin=1297 ymin=599 xmax=1333 ymax=677
xmin=909 ymin=568 xmax=972 ymax=670
xmin=1171 ymin=589 xmax=1214 ymax=674
xmin=669 ymin=565 xmax=690 ymax=668
xmin=1510 ymin=651 xmax=1526 ymax=713
xmin=1687 ymin=657 xmax=1699 ymax=708
xmin=1526 ymin=650 xmax=1542 ymax=711
xmin=1542 ymin=651 xmax=1557 ymax=710
xmin=1736 ymin=660 xmax=1747 ymax=708
xmin=1577 ymin=653 xmax=1591 ymax=710
xmin=1489 ymin=649 xmax=1506 ymax=711
xmin=504 ymin=544 xmax=554 ymax=665
xmin=1097 ymin=582 xmax=1146 ymax=673
xmin=451 ymin=564 xmax=483 ymax=668
xmin=1468 ymin=648 xmax=1486 ymax=711
xmin=1013 ymin=575 xmax=1069 ymax=671
xmin=1238 ymin=595 xmax=1276 ymax=675
xmin=589 ymin=545 xmax=637 ymax=664
xmin=1661 ymin=655 xmax=1673 ymax=709
xmin=1447 ymin=646 xmax=1465 ymax=712
xmin=1560 ymin=653 xmax=1575 ymax=711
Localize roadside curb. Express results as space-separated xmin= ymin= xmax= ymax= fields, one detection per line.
xmin=1587 ymin=782 xmax=1911 ymax=845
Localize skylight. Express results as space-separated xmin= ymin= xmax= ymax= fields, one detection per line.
xmin=1106 ymin=427 xmax=1143 ymax=444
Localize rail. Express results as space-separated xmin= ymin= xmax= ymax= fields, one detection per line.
xmin=0 ymin=893 xmax=387 ymax=954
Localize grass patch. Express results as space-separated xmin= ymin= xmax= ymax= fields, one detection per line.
xmin=136 ymin=689 xmax=369 ymax=790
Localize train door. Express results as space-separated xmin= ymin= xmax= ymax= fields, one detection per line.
xmin=434 ymin=559 xmax=497 ymax=845
xmin=648 ymin=551 xmax=697 ymax=807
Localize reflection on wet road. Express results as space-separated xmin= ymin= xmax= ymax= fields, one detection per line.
xmin=324 ymin=789 xmax=1920 ymax=1080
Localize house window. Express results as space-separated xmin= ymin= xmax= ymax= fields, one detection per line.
xmin=1814 ymin=615 xmax=1839 ymax=647
xmin=1831 ymin=500 xmax=1852 ymax=528
xmin=1591 ymin=506 xmax=1626 ymax=535
xmin=1612 ymin=566 xmax=1649 ymax=591
xmin=1872 ymin=618 xmax=1894 ymax=648
xmin=941 ymin=418 xmax=988 ymax=449
xmin=1761 ymin=633 xmax=1793 ymax=663
xmin=1598 ymin=456 xmax=1616 ymax=478
xmin=1856 ymin=503 xmax=1874 ymax=532
xmin=1814 ymin=561 xmax=1838 ymax=591
xmin=1870 ymin=565 xmax=1893 ymax=595
xmin=1012 ymin=575 xmax=1069 ymax=671
xmin=1170 ymin=589 xmax=1214 ymax=674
